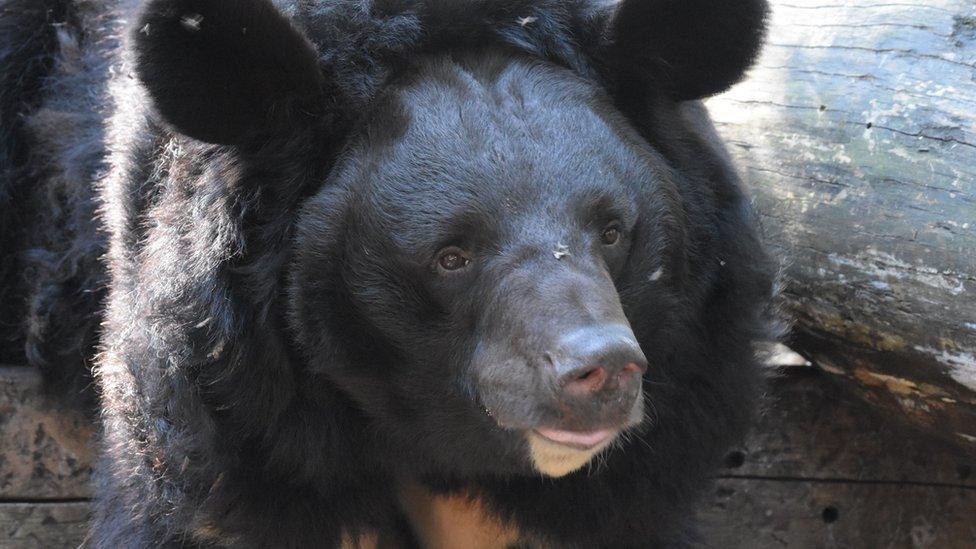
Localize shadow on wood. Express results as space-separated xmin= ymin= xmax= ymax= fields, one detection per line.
xmin=701 ymin=369 xmax=976 ymax=548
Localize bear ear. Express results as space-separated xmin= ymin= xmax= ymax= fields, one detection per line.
xmin=133 ymin=0 xmax=325 ymax=145
xmin=603 ymin=0 xmax=769 ymax=101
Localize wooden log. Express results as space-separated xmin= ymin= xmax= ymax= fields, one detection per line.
xmin=706 ymin=0 xmax=976 ymax=450
xmin=0 ymin=367 xmax=93 ymax=547
xmin=0 ymin=502 xmax=90 ymax=549
xmin=705 ymin=479 xmax=975 ymax=548
xmin=0 ymin=366 xmax=93 ymax=499
xmin=701 ymin=370 xmax=976 ymax=547
xmin=724 ymin=371 xmax=974 ymax=485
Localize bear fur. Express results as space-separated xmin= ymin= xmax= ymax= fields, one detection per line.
xmin=0 ymin=0 xmax=777 ymax=546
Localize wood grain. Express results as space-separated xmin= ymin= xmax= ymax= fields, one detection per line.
xmin=706 ymin=0 xmax=976 ymax=450
xmin=704 ymin=478 xmax=975 ymax=548
xmin=0 ymin=502 xmax=90 ymax=549
xmin=701 ymin=370 xmax=976 ymax=548
xmin=0 ymin=366 xmax=93 ymax=500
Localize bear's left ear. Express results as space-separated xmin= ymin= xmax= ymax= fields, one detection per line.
xmin=601 ymin=0 xmax=769 ymax=101
xmin=133 ymin=0 xmax=325 ymax=145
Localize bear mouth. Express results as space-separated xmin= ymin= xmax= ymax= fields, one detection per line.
xmin=532 ymin=427 xmax=617 ymax=450
xmin=524 ymin=396 xmax=645 ymax=477
xmin=525 ymin=429 xmax=619 ymax=477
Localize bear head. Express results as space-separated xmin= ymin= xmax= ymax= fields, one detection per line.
xmin=131 ymin=0 xmax=769 ymax=478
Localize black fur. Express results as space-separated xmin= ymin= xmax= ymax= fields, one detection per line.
xmin=603 ymin=0 xmax=769 ymax=101
xmin=133 ymin=0 xmax=326 ymax=144
xmin=0 ymin=0 xmax=775 ymax=546
xmin=0 ymin=0 xmax=68 ymax=363
xmin=0 ymin=0 xmax=108 ymax=409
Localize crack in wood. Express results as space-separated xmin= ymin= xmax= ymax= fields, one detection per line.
xmin=785 ymin=22 xmax=950 ymax=38
xmin=744 ymin=165 xmax=851 ymax=188
xmin=872 ymin=124 xmax=976 ymax=150
xmin=777 ymin=3 xmax=956 ymax=14
xmin=752 ymin=67 xmax=976 ymax=108
xmin=766 ymin=43 xmax=976 ymax=69
xmin=719 ymin=100 xmax=976 ymax=147
xmin=717 ymin=474 xmax=976 ymax=491
xmin=0 ymin=497 xmax=91 ymax=505
xmin=759 ymin=65 xmax=877 ymax=81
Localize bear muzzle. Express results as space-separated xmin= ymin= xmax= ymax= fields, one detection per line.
xmin=476 ymin=322 xmax=648 ymax=477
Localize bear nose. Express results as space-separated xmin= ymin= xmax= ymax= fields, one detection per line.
xmin=550 ymin=325 xmax=648 ymax=400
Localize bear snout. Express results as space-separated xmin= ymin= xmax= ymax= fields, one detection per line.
xmin=551 ymin=325 xmax=647 ymax=393
xmin=545 ymin=324 xmax=647 ymax=429
xmin=474 ymin=320 xmax=648 ymax=477
xmin=474 ymin=263 xmax=648 ymax=446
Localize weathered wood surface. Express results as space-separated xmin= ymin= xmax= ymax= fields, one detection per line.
xmin=706 ymin=479 xmax=974 ymax=548
xmin=706 ymin=0 xmax=976 ymax=450
xmin=0 ymin=366 xmax=91 ymax=548
xmin=701 ymin=369 xmax=976 ymax=548
xmin=0 ymin=502 xmax=90 ymax=549
xmin=0 ymin=366 xmax=93 ymax=499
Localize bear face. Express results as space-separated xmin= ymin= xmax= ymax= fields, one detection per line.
xmin=290 ymin=52 xmax=687 ymax=477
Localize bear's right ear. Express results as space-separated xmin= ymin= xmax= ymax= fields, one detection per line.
xmin=133 ymin=0 xmax=324 ymax=145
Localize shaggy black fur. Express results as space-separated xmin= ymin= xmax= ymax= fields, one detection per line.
xmin=0 ymin=0 xmax=775 ymax=546
xmin=0 ymin=0 xmax=109 ymax=409
xmin=0 ymin=0 xmax=66 ymax=364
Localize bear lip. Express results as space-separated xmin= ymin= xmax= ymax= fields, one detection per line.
xmin=532 ymin=427 xmax=617 ymax=450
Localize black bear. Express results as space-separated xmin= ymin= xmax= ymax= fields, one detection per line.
xmin=0 ymin=0 xmax=777 ymax=546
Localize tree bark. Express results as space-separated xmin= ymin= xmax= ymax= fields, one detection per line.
xmin=707 ymin=0 xmax=976 ymax=450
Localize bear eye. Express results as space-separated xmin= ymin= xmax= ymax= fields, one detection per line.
xmin=436 ymin=247 xmax=471 ymax=272
xmin=601 ymin=223 xmax=621 ymax=245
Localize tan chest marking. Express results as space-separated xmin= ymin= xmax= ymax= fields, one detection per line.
xmin=341 ymin=531 xmax=379 ymax=549
xmin=400 ymin=483 xmax=522 ymax=549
